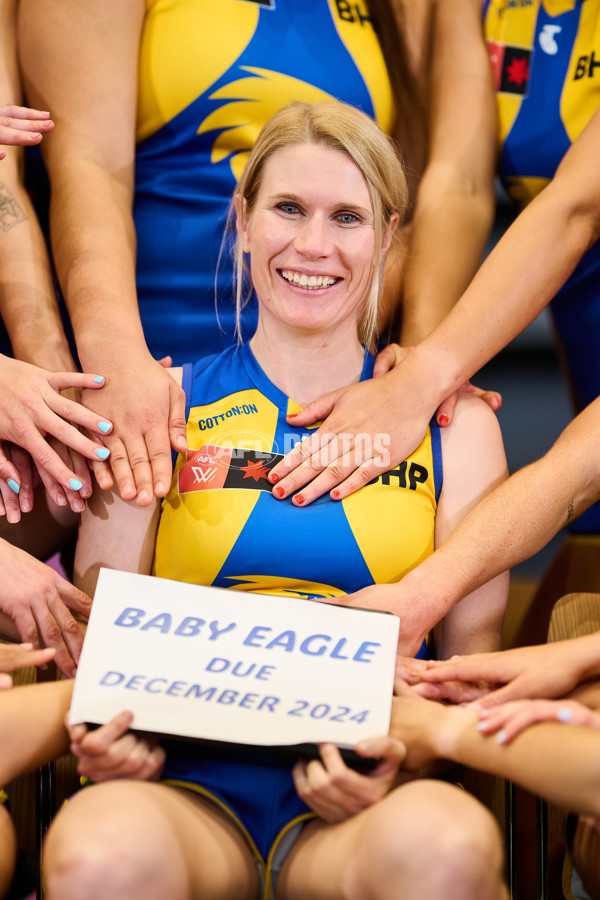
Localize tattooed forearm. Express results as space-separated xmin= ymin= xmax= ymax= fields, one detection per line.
xmin=0 ymin=181 xmax=26 ymax=231
xmin=567 ymin=501 xmax=575 ymax=522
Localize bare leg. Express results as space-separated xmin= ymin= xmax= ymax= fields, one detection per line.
xmin=0 ymin=804 xmax=16 ymax=899
xmin=278 ymin=779 xmax=507 ymax=900
xmin=44 ymin=781 xmax=260 ymax=900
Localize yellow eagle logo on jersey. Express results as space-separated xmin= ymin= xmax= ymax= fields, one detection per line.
xmin=198 ymin=67 xmax=334 ymax=181
xmin=222 ymin=574 xmax=346 ymax=601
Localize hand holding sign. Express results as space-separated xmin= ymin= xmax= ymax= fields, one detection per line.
xmin=70 ymin=569 xmax=399 ymax=755
xmin=67 ymin=711 xmax=166 ymax=783
xmin=292 ymin=738 xmax=408 ymax=823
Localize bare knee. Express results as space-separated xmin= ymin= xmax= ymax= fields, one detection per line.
xmin=345 ymin=780 xmax=505 ymax=900
xmin=43 ymin=784 xmax=188 ymax=900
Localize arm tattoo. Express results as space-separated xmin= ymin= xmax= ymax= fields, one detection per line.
xmin=567 ymin=501 xmax=575 ymax=522
xmin=0 ymin=182 xmax=27 ymax=232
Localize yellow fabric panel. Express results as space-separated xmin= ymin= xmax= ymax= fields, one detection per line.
xmin=561 ymin=1 xmax=600 ymax=142
xmin=138 ymin=0 xmax=259 ymax=143
xmin=342 ymin=428 xmax=437 ymax=584
xmin=326 ymin=0 xmax=395 ymax=132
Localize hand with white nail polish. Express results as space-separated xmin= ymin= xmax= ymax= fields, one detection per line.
xmin=473 ymin=698 xmax=600 ymax=745
xmin=391 ymin=679 xmax=600 ymax=817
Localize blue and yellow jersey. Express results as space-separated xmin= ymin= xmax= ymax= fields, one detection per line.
xmin=134 ymin=0 xmax=394 ymax=363
xmin=484 ymin=0 xmax=600 ymax=534
xmin=154 ymin=343 xmax=442 ymax=601
xmin=484 ymin=0 xmax=600 ymax=206
xmin=153 ymin=342 xmax=441 ymax=860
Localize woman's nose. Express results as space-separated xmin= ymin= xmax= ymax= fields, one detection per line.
xmin=293 ymin=215 xmax=332 ymax=258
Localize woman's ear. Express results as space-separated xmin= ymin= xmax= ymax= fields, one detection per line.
xmin=235 ymin=193 xmax=251 ymax=253
xmin=380 ymin=213 xmax=400 ymax=259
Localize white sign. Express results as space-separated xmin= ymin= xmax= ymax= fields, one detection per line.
xmin=71 ymin=569 xmax=399 ymax=750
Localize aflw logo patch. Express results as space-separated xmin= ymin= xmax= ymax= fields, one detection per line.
xmin=178 ymin=445 xmax=281 ymax=495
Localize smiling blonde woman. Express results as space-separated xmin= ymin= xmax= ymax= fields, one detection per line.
xmin=44 ymin=102 xmax=508 ymax=900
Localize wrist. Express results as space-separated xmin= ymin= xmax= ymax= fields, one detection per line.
xmin=10 ymin=333 xmax=77 ymax=373
xmin=400 ymin=550 xmax=464 ymax=624
xmin=436 ymin=705 xmax=479 ymax=761
xmin=76 ymin=329 xmax=151 ymax=374
xmin=393 ymin=341 xmax=464 ymax=410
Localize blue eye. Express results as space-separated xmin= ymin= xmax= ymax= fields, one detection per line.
xmin=336 ymin=212 xmax=360 ymax=225
xmin=277 ymin=202 xmax=300 ymax=215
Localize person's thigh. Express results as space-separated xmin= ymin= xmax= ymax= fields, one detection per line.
xmin=277 ymin=779 xmax=506 ymax=900
xmin=43 ymin=780 xmax=260 ymax=900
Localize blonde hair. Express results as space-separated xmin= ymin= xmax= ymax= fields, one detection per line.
xmin=232 ymin=101 xmax=408 ymax=345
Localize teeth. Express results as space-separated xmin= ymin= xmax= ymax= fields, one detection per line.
xmin=281 ymin=270 xmax=337 ymax=289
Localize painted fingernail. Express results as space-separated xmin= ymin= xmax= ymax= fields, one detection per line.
xmin=7 ymin=479 xmax=19 ymax=494
xmin=294 ymin=493 xmax=305 ymax=505
xmin=287 ymin=412 xmax=298 ymax=419
xmin=438 ymin=415 xmax=449 ymax=425
xmin=270 ymin=472 xmax=280 ymax=483
xmin=97 ymin=422 xmax=112 ymax=434
xmin=495 ymin=730 xmax=507 ymax=744
xmin=331 ymin=489 xmax=340 ymax=499
xmin=96 ymin=448 xmax=110 ymax=460
xmin=273 ymin=486 xmax=284 ymax=499
xmin=93 ymin=376 xmax=105 ymax=384
xmin=476 ymin=720 xmax=489 ymax=731
xmin=69 ymin=478 xmax=83 ymax=491
xmin=557 ymin=708 xmax=572 ymax=723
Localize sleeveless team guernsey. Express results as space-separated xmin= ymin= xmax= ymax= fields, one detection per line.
xmin=153 ymin=344 xmax=442 ymax=859
xmin=484 ymin=0 xmax=600 ymax=530
xmin=154 ymin=344 xmax=442 ymax=597
xmin=135 ymin=0 xmax=394 ymax=363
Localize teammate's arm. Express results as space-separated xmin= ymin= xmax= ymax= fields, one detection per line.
xmin=18 ymin=0 xmax=187 ymax=506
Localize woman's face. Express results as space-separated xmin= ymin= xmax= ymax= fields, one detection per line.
xmin=242 ymin=143 xmax=382 ymax=337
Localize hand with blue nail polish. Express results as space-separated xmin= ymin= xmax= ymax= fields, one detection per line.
xmin=0 ymin=355 xmax=114 ymax=498
xmin=0 ymin=443 xmax=37 ymax=523
xmin=80 ymin=354 xmax=186 ymax=506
